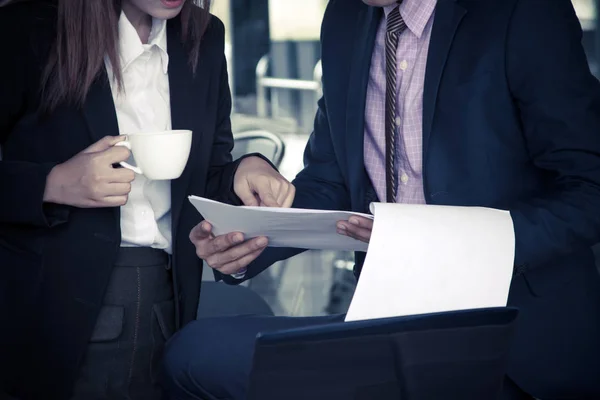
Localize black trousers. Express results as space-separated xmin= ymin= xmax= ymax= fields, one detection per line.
xmin=71 ymin=248 xmax=177 ymax=400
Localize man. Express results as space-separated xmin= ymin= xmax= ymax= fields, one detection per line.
xmin=164 ymin=0 xmax=600 ymax=399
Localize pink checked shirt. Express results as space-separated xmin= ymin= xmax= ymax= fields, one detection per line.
xmin=363 ymin=0 xmax=437 ymax=204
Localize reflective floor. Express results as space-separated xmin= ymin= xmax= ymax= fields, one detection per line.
xmin=201 ymin=250 xmax=356 ymax=317
xmin=246 ymin=250 xmax=354 ymax=317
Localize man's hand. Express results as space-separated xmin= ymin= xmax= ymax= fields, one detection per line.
xmin=234 ymin=156 xmax=295 ymax=207
xmin=190 ymin=221 xmax=268 ymax=276
xmin=337 ymin=215 xmax=373 ymax=243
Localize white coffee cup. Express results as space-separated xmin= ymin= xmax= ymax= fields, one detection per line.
xmin=115 ymin=130 xmax=192 ymax=180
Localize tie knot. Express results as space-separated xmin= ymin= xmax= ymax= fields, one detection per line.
xmin=387 ymin=6 xmax=405 ymax=34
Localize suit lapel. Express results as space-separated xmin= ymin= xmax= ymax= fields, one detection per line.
xmin=167 ymin=19 xmax=203 ymax=236
xmin=422 ymin=0 xmax=466 ymax=161
xmin=346 ymin=6 xmax=382 ymax=210
xmin=80 ymin=69 xmax=121 ymax=227
xmin=82 ymin=71 xmax=120 ymax=143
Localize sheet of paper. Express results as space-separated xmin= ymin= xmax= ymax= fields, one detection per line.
xmin=345 ymin=203 xmax=515 ymax=322
xmin=188 ymin=196 xmax=373 ymax=252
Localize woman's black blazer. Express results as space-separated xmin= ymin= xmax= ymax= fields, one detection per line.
xmin=0 ymin=2 xmax=249 ymax=398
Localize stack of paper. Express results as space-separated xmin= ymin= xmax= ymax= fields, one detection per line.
xmin=345 ymin=203 xmax=515 ymax=321
xmin=188 ymin=196 xmax=515 ymax=322
xmin=188 ymin=196 xmax=372 ymax=252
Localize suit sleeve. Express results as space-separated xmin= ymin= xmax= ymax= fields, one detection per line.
xmin=507 ymin=0 xmax=600 ymax=270
xmin=0 ymin=7 xmax=69 ymax=228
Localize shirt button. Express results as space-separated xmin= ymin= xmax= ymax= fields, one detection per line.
xmin=395 ymin=116 xmax=402 ymax=126
xmin=401 ymin=173 xmax=409 ymax=184
xmin=400 ymin=60 xmax=408 ymax=71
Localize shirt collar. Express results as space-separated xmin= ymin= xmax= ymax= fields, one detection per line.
xmin=383 ymin=0 xmax=437 ymax=39
xmin=117 ymin=11 xmax=169 ymax=74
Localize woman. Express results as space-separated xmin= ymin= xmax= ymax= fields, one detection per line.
xmin=0 ymin=0 xmax=294 ymax=399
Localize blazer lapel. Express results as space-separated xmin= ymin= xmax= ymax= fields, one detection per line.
xmin=422 ymin=0 xmax=466 ymax=162
xmin=82 ymin=71 xmax=120 ymax=143
xmin=167 ymin=19 xmax=203 ymax=236
xmin=346 ymin=6 xmax=382 ymax=211
xmin=81 ymin=71 xmax=122 ymax=227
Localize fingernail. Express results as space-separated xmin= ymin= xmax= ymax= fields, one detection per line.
xmin=201 ymin=221 xmax=210 ymax=230
xmin=233 ymin=234 xmax=244 ymax=244
xmin=349 ymin=218 xmax=360 ymax=226
xmin=257 ymin=238 xmax=268 ymax=247
xmin=337 ymin=223 xmax=346 ymax=230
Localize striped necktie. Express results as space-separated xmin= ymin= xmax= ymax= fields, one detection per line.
xmin=384 ymin=4 xmax=407 ymax=203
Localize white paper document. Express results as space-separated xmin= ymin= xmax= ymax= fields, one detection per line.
xmin=188 ymin=196 xmax=372 ymax=251
xmin=345 ymin=203 xmax=515 ymax=322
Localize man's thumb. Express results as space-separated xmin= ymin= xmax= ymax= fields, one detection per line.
xmin=190 ymin=221 xmax=212 ymax=242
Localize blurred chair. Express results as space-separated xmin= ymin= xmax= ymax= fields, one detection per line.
xmin=198 ymin=130 xmax=285 ymax=317
xmin=201 ymin=129 xmax=286 ymax=281
xmin=231 ymin=129 xmax=285 ymax=167
xmin=228 ymin=129 xmax=350 ymax=316
xmin=230 ymin=131 xmax=295 ymax=312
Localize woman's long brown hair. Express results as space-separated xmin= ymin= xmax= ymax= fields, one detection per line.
xmin=41 ymin=0 xmax=211 ymax=112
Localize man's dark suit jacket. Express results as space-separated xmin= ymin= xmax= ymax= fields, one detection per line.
xmin=0 ymin=2 xmax=247 ymax=399
xmin=236 ymin=0 xmax=600 ymax=398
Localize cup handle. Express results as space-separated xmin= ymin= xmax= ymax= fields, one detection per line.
xmin=114 ymin=140 xmax=143 ymax=174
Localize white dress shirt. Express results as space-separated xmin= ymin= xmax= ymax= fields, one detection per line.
xmin=105 ymin=12 xmax=173 ymax=253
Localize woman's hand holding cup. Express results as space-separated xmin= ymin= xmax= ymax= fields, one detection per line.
xmin=43 ymin=135 xmax=135 ymax=208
